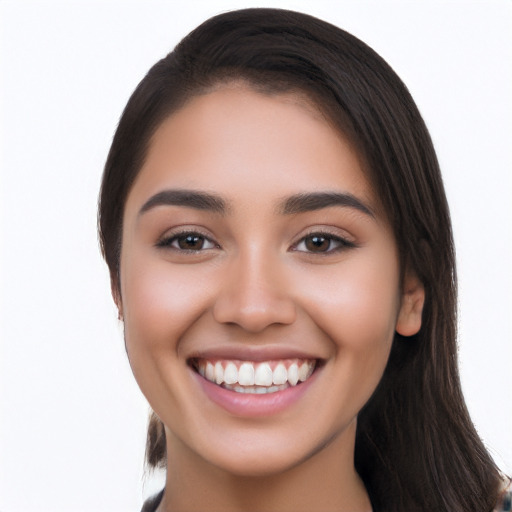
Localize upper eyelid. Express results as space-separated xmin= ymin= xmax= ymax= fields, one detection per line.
xmin=158 ymin=225 xmax=215 ymax=238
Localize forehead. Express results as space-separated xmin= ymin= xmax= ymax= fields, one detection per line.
xmin=126 ymin=86 xmax=377 ymax=215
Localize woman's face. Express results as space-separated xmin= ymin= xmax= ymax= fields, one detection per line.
xmin=119 ymin=86 xmax=424 ymax=476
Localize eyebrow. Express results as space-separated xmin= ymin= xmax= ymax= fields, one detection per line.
xmin=139 ymin=189 xmax=228 ymax=216
xmin=138 ymin=189 xmax=374 ymax=218
xmin=278 ymin=192 xmax=374 ymax=217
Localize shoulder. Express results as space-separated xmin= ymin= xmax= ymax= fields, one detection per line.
xmin=494 ymin=479 xmax=512 ymax=512
xmin=141 ymin=489 xmax=164 ymax=512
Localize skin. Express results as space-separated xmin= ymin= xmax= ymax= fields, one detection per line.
xmin=118 ymin=85 xmax=425 ymax=512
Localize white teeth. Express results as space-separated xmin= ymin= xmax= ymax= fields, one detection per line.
xmin=272 ymin=363 xmax=288 ymax=385
xmin=298 ymin=361 xmax=311 ymax=382
xmin=238 ymin=362 xmax=255 ymax=385
xmin=197 ymin=359 xmax=316 ymax=391
xmin=206 ymin=361 xmax=215 ymax=381
xmin=287 ymin=363 xmax=299 ymax=386
xmin=254 ymin=362 xmax=273 ymax=386
xmin=224 ymin=362 xmax=238 ymax=385
xmin=214 ymin=362 xmax=224 ymax=385
xmin=223 ymin=383 xmax=289 ymax=394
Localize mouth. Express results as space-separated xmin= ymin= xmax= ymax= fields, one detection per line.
xmin=189 ymin=358 xmax=318 ymax=394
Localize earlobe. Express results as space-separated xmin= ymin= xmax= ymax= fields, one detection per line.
xmin=396 ymin=270 xmax=425 ymax=337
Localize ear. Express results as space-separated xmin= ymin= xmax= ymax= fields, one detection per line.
xmin=111 ymin=278 xmax=124 ymax=321
xmin=396 ymin=269 xmax=425 ymax=336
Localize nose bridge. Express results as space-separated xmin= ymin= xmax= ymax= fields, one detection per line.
xmin=212 ymin=243 xmax=296 ymax=332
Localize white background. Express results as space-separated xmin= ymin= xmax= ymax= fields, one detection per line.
xmin=0 ymin=1 xmax=510 ymax=511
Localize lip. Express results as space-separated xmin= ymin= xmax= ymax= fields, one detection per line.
xmin=186 ymin=345 xmax=324 ymax=363
xmin=190 ymin=363 xmax=320 ymax=418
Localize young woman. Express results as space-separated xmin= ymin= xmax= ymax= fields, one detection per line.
xmin=98 ymin=8 xmax=510 ymax=512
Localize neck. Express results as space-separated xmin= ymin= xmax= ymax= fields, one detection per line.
xmin=159 ymin=420 xmax=372 ymax=512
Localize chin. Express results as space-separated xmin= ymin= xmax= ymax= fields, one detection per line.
xmin=205 ymin=448 xmax=310 ymax=478
xmin=188 ymin=423 xmax=348 ymax=480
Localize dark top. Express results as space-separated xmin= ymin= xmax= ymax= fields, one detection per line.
xmin=141 ymin=489 xmax=164 ymax=512
xmin=497 ymin=482 xmax=512 ymax=512
xmin=141 ymin=481 xmax=512 ymax=512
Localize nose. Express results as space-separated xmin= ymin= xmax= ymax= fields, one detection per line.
xmin=212 ymin=250 xmax=296 ymax=333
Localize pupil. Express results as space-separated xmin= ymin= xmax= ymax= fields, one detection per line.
xmin=179 ymin=235 xmax=203 ymax=250
xmin=306 ymin=236 xmax=329 ymax=252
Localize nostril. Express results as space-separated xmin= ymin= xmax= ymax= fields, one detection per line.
xmin=212 ymin=296 xmax=296 ymax=332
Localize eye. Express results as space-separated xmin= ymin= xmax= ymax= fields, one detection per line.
xmin=292 ymin=232 xmax=354 ymax=254
xmin=156 ymin=231 xmax=217 ymax=251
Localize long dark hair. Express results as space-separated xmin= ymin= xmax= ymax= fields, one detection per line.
xmin=98 ymin=8 xmax=502 ymax=511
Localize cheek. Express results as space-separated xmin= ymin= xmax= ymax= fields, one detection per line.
xmin=120 ymin=253 xmax=212 ymax=369
xmin=298 ymin=260 xmax=399 ymax=422
xmin=298 ymin=254 xmax=401 ymax=343
xmin=119 ymin=253 xmax=220 ymax=419
xmin=295 ymin=252 xmax=400 ymax=400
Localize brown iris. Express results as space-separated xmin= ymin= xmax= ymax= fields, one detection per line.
xmin=177 ymin=234 xmax=206 ymax=250
xmin=304 ymin=235 xmax=331 ymax=252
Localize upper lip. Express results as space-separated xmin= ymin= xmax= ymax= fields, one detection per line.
xmin=185 ymin=345 xmax=325 ymax=363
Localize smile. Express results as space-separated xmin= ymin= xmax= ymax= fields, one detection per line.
xmin=192 ymin=358 xmax=316 ymax=394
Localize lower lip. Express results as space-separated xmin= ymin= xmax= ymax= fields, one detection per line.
xmin=192 ymin=368 xmax=318 ymax=418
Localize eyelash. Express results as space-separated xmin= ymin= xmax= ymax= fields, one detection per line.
xmin=291 ymin=231 xmax=356 ymax=254
xmin=156 ymin=230 xmax=218 ymax=252
xmin=156 ymin=229 xmax=355 ymax=254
